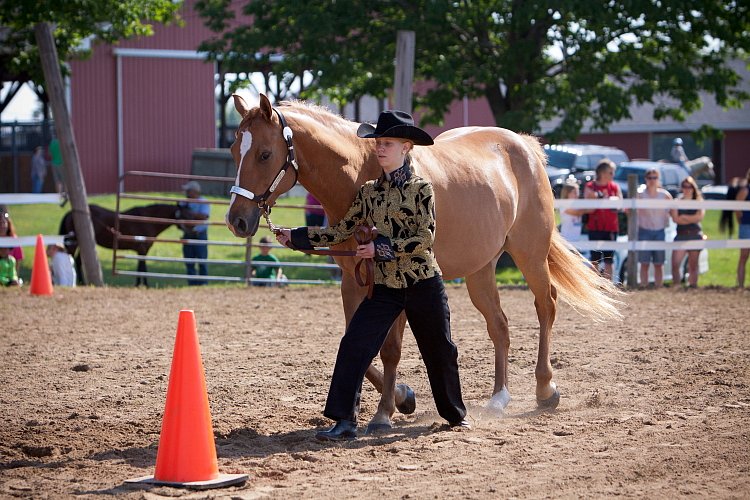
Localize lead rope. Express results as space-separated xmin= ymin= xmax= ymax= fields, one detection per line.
xmin=259 ymin=204 xmax=377 ymax=298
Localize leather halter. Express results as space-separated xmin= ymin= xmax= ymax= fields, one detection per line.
xmin=229 ymin=108 xmax=299 ymax=210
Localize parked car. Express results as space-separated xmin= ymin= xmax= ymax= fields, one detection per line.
xmin=545 ymin=143 xmax=629 ymax=197
xmin=701 ymin=184 xmax=729 ymax=200
xmin=613 ymin=160 xmax=688 ymax=198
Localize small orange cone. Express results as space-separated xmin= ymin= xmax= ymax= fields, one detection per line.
xmin=29 ymin=234 xmax=53 ymax=296
xmin=126 ymin=310 xmax=247 ymax=490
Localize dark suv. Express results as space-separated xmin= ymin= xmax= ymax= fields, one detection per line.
xmin=544 ymin=143 xmax=629 ymax=197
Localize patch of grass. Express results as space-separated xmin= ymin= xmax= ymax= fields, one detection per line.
xmin=6 ymin=195 xmax=742 ymax=288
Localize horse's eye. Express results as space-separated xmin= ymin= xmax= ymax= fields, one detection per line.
xmin=260 ymin=151 xmax=271 ymax=161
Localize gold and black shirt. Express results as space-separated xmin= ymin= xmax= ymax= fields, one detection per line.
xmin=290 ymin=164 xmax=441 ymax=288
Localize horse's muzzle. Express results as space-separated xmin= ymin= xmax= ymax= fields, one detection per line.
xmin=226 ymin=207 xmax=261 ymax=238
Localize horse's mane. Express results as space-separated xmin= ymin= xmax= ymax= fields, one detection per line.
xmin=237 ymin=98 xmax=358 ymax=138
xmin=278 ymin=99 xmax=359 ymax=136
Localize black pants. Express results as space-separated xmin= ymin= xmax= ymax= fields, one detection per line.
xmin=323 ymin=275 xmax=466 ymax=424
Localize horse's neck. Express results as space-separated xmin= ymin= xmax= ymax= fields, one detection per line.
xmin=288 ymin=111 xmax=380 ymax=223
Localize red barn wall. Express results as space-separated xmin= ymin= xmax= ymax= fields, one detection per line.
xmin=69 ymin=0 xmax=219 ymax=194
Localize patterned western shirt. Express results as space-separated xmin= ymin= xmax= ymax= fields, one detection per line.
xmin=290 ymin=164 xmax=441 ymax=288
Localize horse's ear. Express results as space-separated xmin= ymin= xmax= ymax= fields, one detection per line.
xmin=233 ymin=94 xmax=251 ymax=118
xmin=259 ymin=93 xmax=273 ymax=121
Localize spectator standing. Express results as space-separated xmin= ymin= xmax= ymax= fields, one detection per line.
xmin=0 ymin=247 xmax=20 ymax=286
xmin=670 ymin=176 xmax=704 ymax=288
xmin=305 ymin=192 xmax=326 ymax=227
xmin=734 ymin=168 xmax=750 ymax=288
xmin=0 ymin=206 xmax=23 ymax=275
xmin=670 ymin=138 xmax=689 ymax=174
xmin=46 ymin=243 xmax=76 ymax=286
xmin=584 ymin=159 xmax=622 ymax=280
xmin=179 ymin=181 xmax=210 ymax=285
xmin=48 ymin=138 xmax=66 ymax=198
xmin=636 ymin=168 xmax=673 ymax=288
xmin=276 ymin=110 xmax=469 ymax=441
xmin=251 ymin=236 xmax=285 ymax=286
xmin=31 ymin=146 xmax=47 ymax=194
xmin=558 ymin=180 xmax=586 ymax=244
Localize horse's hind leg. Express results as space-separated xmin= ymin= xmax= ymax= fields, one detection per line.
xmin=510 ymin=249 xmax=560 ymax=408
xmin=464 ymin=259 xmax=512 ymax=411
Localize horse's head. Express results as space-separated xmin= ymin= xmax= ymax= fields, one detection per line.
xmin=225 ymin=93 xmax=299 ymax=238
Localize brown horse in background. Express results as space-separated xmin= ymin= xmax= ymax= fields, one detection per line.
xmin=59 ymin=204 xmax=183 ymax=286
xmin=225 ymin=94 xmax=623 ymax=432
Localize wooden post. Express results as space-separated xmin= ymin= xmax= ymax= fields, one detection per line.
xmin=626 ymin=174 xmax=638 ymax=288
xmin=35 ymin=22 xmax=104 ymax=286
xmin=393 ymin=30 xmax=415 ymax=114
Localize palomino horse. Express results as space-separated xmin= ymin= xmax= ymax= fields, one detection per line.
xmin=685 ymin=156 xmax=715 ymax=180
xmin=226 ymin=94 xmax=622 ymax=431
xmin=59 ymin=204 xmax=183 ymax=286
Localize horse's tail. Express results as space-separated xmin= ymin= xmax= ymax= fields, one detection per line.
xmin=520 ymin=133 xmax=548 ymax=171
xmin=548 ymin=231 xmax=625 ymax=322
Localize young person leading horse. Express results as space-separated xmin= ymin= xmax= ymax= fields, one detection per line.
xmin=225 ymin=94 xmax=622 ymax=435
xmin=276 ymin=111 xmax=469 ymax=440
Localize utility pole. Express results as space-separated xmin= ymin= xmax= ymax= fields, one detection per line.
xmin=35 ymin=22 xmax=103 ymax=286
xmin=393 ymin=31 xmax=415 ymax=114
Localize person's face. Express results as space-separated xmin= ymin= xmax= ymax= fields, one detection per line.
xmin=0 ymin=214 xmax=8 ymax=235
xmin=186 ymin=189 xmax=199 ymax=199
xmin=567 ymin=186 xmax=579 ymax=199
xmin=681 ymin=181 xmax=694 ymax=196
xmin=374 ymin=138 xmax=410 ymax=171
xmin=260 ymin=244 xmax=271 ymax=255
xmin=645 ymin=172 xmax=659 ymax=185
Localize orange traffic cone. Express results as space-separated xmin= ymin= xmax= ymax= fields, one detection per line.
xmin=126 ymin=310 xmax=247 ymax=490
xmin=29 ymin=234 xmax=53 ymax=296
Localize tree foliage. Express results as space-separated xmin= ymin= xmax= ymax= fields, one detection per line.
xmin=0 ymin=0 xmax=182 ymax=85
xmin=196 ymin=0 xmax=749 ymax=141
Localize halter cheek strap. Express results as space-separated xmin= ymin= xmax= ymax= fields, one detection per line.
xmin=229 ymin=107 xmax=299 ymax=205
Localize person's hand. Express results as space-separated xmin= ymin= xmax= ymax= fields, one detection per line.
xmin=357 ymin=241 xmax=375 ymax=259
xmin=276 ymin=229 xmax=291 ymax=246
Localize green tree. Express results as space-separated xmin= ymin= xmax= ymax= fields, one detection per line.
xmin=0 ymin=0 xmax=182 ymax=286
xmin=196 ymin=0 xmax=749 ymax=141
xmin=0 ymin=0 xmax=182 ymax=86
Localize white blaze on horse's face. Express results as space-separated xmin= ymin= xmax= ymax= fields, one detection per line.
xmin=228 ymin=130 xmax=253 ymax=214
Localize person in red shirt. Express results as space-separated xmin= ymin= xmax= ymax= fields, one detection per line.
xmin=584 ymin=159 xmax=622 ymax=280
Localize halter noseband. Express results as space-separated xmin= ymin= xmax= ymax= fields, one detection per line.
xmin=229 ymin=107 xmax=299 ymax=209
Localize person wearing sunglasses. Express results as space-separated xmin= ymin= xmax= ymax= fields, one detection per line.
xmin=636 ymin=169 xmax=673 ymax=287
xmin=670 ymin=176 xmax=704 ymax=288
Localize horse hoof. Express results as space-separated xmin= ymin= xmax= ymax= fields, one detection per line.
xmin=396 ymin=384 xmax=416 ymax=415
xmin=537 ymin=387 xmax=561 ymax=409
xmin=365 ymin=422 xmax=392 ymax=435
xmin=486 ymin=387 xmax=511 ymax=414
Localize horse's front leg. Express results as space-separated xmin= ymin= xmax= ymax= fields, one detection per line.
xmin=135 ymin=255 xmax=148 ymax=287
xmin=366 ymin=313 xmax=408 ymax=434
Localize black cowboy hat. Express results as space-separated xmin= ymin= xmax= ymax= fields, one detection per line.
xmin=357 ymin=110 xmax=434 ymax=146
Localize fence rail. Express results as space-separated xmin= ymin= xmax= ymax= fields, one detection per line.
xmin=113 ymin=170 xmax=338 ymax=286
xmin=0 ymin=193 xmax=65 ymax=247
xmin=553 ymin=198 xmax=750 ymax=251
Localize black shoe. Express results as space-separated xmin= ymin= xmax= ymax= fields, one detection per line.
xmin=315 ymin=420 xmax=357 ymax=441
xmin=449 ymin=419 xmax=472 ymax=430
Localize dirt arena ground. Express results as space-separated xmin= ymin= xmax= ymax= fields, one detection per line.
xmin=1 ymin=284 xmax=749 ymax=499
